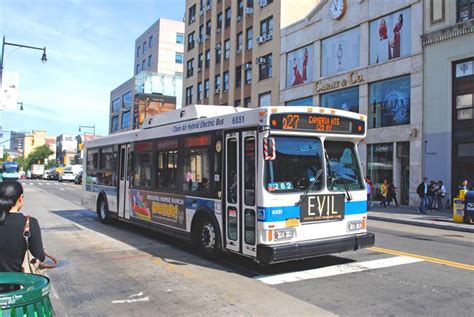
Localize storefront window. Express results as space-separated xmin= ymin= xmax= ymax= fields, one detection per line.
xmin=285 ymin=96 xmax=313 ymax=106
xmin=369 ymin=76 xmax=411 ymax=128
xmin=321 ymin=87 xmax=359 ymax=113
xmin=367 ymin=143 xmax=393 ymax=200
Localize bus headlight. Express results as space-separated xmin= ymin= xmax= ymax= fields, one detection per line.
xmin=274 ymin=229 xmax=295 ymax=241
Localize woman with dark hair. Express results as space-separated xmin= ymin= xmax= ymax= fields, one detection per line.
xmin=0 ymin=180 xmax=45 ymax=272
xmin=391 ymin=14 xmax=404 ymax=58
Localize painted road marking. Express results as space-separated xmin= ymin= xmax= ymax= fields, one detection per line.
xmin=29 ymin=183 xmax=34 ymax=186
xmin=60 ymin=188 xmax=65 ymax=191
xmin=255 ymin=256 xmax=423 ymax=285
xmin=38 ymin=182 xmax=43 ymax=185
xmin=369 ymin=247 xmax=474 ymax=271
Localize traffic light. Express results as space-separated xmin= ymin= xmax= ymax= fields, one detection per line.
xmin=31 ymin=138 xmax=35 ymax=146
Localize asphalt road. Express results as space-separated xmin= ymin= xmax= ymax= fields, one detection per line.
xmin=19 ymin=179 xmax=474 ymax=316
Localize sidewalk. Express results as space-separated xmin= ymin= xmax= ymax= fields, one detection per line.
xmin=367 ymin=203 xmax=474 ymax=233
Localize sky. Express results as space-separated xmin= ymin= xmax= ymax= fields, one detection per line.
xmin=0 ymin=0 xmax=184 ymax=147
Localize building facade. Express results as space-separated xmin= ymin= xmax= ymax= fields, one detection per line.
xmin=422 ymin=0 xmax=474 ymax=195
xmin=56 ymin=134 xmax=77 ymax=166
xmin=23 ymin=130 xmax=56 ymax=161
xmin=280 ymin=0 xmax=423 ymax=205
xmin=183 ymin=0 xmax=317 ymax=108
xmin=9 ymin=131 xmax=25 ymax=156
xmin=110 ymin=18 xmax=185 ymax=134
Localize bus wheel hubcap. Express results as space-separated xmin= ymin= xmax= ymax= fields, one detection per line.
xmin=100 ymin=202 xmax=106 ymax=219
xmin=201 ymin=222 xmax=215 ymax=250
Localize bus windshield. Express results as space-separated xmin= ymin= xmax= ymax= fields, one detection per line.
xmin=3 ymin=164 xmax=18 ymax=173
xmin=266 ymin=136 xmax=323 ymax=193
xmin=325 ymin=141 xmax=364 ymax=191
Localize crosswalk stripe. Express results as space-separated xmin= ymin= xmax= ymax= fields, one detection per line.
xmin=38 ymin=182 xmax=43 ymax=185
xmin=255 ymin=256 xmax=423 ymax=285
xmin=29 ymin=183 xmax=34 ymax=186
xmin=60 ymin=188 xmax=65 ymax=191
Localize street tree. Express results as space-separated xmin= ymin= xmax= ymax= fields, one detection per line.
xmin=22 ymin=145 xmax=54 ymax=170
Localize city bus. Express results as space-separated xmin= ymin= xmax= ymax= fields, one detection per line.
xmin=1 ymin=161 xmax=20 ymax=180
xmin=82 ymin=105 xmax=374 ymax=263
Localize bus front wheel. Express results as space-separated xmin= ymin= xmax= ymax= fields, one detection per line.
xmin=194 ymin=215 xmax=220 ymax=258
xmin=98 ymin=196 xmax=111 ymax=224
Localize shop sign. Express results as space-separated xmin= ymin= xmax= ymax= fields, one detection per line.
xmin=315 ymin=71 xmax=365 ymax=93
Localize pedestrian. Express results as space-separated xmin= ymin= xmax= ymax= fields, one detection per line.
xmin=459 ymin=179 xmax=469 ymax=191
xmin=437 ymin=180 xmax=447 ymax=212
xmin=380 ymin=179 xmax=389 ymax=208
xmin=0 ymin=180 xmax=45 ymax=273
xmin=416 ymin=177 xmax=429 ymax=214
xmin=427 ymin=180 xmax=436 ymax=211
xmin=388 ymin=180 xmax=399 ymax=207
xmin=365 ymin=177 xmax=373 ymax=210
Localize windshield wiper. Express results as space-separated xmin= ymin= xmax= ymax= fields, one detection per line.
xmin=325 ymin=150 xmax=352 ymax=201
xmin=296 ymin=168 xmax=323 ymax=206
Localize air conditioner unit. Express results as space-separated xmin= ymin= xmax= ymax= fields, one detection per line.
xmin=199 ymin=9 xmax=204 ymax=15
xmin=236 ymin=48 xmax=242 ymax=54
xmin=256 ymin=57 xmax=266 ymax=65
xmin=203 ymin=34 xmax=209 ymax=40
xmin=196 ymin=37 xmax=204 ymax=43
xmin=206 ymin=4 xmax=211 ymax=11
xmin=243 ymin=63 xmax=252 ymax=70
xmin=245 ymin=7 xmax=254 ymax=15
xmin=215 ymin=88 xmax=221 ymax=94
xmin=191 ymin=16 xmax=196 ymax=22
xmin=259 ymin=0 xmax=268 ymax=8
xmin=266 ymin=33 xmax=273 ymax=40
xmin=198 ymin=66 xmax=202 ymax=72
xmin=237 ymin=16 xmax=242 ymax=22
xmin=216 ymin=43 xmax=221 ymax=49
xmin=256 ymin=36 xmax=266 ymax=44
xmin=217 ymin=27 xmax=222 ymax=33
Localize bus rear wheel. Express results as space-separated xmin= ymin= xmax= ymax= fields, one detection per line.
xmin=98 ymin=196 xmax=111 ymax=224
xmin=195 ymin=215 xmax=220 ymax=258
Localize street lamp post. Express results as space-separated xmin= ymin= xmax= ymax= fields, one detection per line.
xmin=0 ymin=36 xmax=47 ymax=90
xmin=78 ymin=124 xmax=96 ymax=135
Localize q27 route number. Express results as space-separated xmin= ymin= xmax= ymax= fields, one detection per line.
xmin=282 ymin=114 xmax=300 ymax=129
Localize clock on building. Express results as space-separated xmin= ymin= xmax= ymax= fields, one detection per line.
xmin=329 ymin=0 xmax=347 ymax=20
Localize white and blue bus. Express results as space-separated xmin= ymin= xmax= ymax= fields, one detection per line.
xmin=82 ymin=105 xmax=374 ymax=263
xmin=1 ymin=161 xmax=20 ymax=180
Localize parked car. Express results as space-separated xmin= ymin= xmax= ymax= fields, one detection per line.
xmin=74 ymin=170 xmax=83 ymax=185
xmin=59 ymin=166 xmax=75 ymax=182
xmin=43 ymin=168 xmax=58 ymax=180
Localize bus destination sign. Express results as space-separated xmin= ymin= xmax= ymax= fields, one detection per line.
xmin=270 ymin=113 xmax=365 ymax=135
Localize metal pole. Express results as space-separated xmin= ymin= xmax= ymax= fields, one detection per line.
xmin=0 ymin=36 xmax=5 ymax=91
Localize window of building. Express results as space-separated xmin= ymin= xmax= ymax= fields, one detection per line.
xmin=143 ymin=42 xmax=146 ymax=53
xmin=216 ymin=43 xmax=222 ymax=64
xmin=134 ymin=142 xmax=153 ymax=188
xmin=286 ymin=45 xmax=313 ymax=87
xmin=367 ymin=143 xmax=393 ymax=200
xmin=148 ymin=55 xmax=152 ymax=67
xmin=176 ymin=33 xmax=184 ymax=44
xmin=188 ymin=4 xmax=196 ymax=24
xmin=111 ymin=98 xmax=120 ymax=115
xmin=321 ymin=87 xmax=359 ymax=112
xmin=258 ymin=53 xmax=272 ymax=80
xmin=156 ymin=139 xmax=178 ymax=190
xmin=246 ymin=27 xmax=253 ymax=49
xmin=235 ymin=65 xmax=242 ymax=87
xmin=121 ymin=110 xmax=131 ymax=129
xmin=188 ymin=32 xmax=195 ymax=50
xmin=235 ymin=99 xmax=241 ymax=107
xmin=245 ymin=67 xmax=252 ymax=84
xmin=205 ymin=49 xmax=211 ymax=68
xmin=237 ymin=0 xmax=244 ymax=19
xmin=176 ymin=53 xmax=184 ymax=64
xmin=215 ymin=74 xmax=221 ymax=92
xmin=430 ymin=0 xmax=445 ymax=24
xmin=182 ymin=134 xmax=211 ymax=193
xmin=369 ymin=76 xmax=411 ymax=128
xmin=217 ymin=13 xmax=223 ymax=32
xmin=456 ymin=93 xmax=473 ymax=120
xmin=149 ymin=35 xmax=153 ymax=47
xmin=225 ymin=7 xmax=232 ymax=27
xmin=199 ymin=24 xmax=204 ymax=40
xmin=223 ymin=71 xmax=229 ymax=91
xmin=206 ymin=20 xmax=211 ymax=35
xmin=286 ymin=96 xmax=313 ymax=106
xmin=197 ymin=82 xmax=203 ymax=101
xmin=247 ymin=0 xmax=254 ymax=8
xmin=186 ymin=86 xmax=193 ymax=105
xmin=457 ymin=0 xmax=474 ymax=22
xmin=136 ymin=46 xmax=140 ymax=57
xmin=187 ymin=59 xmax=194 ymax=77
xmin=122 ymin=91 xmax=132 ymax=110
xmin=111 ymin=116 xmax=119 ymax=132
xmin=224 ymin=39 xmax=231 ymax=59
xmin=198 ymin=53 xmax=203 ymax=69
xmin=259 ymin=91 xmax=271 ymax=107
xmin=244 ymin=97 xmax=251 ymax=108
xmin=260 ymin=16 xmax=273 ymax=37
xmin=204 ymin=79 xmax=210 ymax=98
xmin=142 ymin=60 xmax=145 ymax=70
xmin=136 ymin=64 xmax=140 ymax=75
xmin=237 ymin=32 xmax=243 ymax=53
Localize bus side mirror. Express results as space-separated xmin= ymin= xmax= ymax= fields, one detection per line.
xmin=263 ymin=137 xmax=276 ymax=160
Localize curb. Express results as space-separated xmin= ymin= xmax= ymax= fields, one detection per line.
xmin=368 ymin=215 xmax=474 ymax=233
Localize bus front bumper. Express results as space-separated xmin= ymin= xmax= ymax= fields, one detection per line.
xmin=257 ymin=232 xmax=375 ymax=264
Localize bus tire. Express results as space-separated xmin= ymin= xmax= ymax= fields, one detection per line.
xmin=193 ymin=213 xmax=220 ymax=259
xmin=97 ymin=195 xmax=111 ymax=224
xmin=464 ymin=215 xmax=473 ymax=224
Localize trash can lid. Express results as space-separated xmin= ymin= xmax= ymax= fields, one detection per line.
xmin=0 ymin=273 xmax=50 ymax=308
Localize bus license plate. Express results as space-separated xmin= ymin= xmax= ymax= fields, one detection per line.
xmin=299 ymin=194 xmax=345 ymax=222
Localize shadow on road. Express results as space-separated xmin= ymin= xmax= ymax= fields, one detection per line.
xmin=50 ymin=209 xmax=356 ymax=277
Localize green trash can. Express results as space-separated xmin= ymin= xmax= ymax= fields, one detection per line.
xmin=0 ymin=273 xmax=54 ymax=317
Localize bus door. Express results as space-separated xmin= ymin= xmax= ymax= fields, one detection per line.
xmin=224 ymin=131 xmax=257 ymax=257
xmin=118 ymin=144 xmax=131 ymax=220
